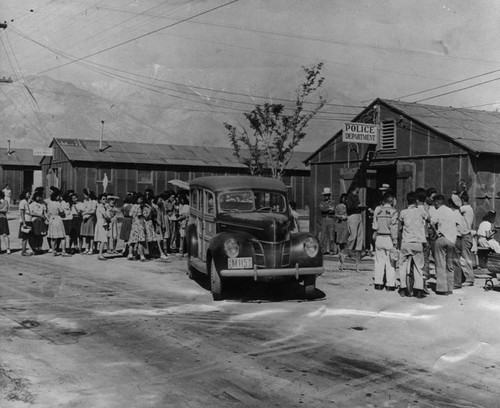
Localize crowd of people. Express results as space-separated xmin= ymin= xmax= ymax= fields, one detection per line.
xmin=320 ymin=182 xmax=499 ymax=298
xmin=0 ymin=186 xmax=191 ymax=261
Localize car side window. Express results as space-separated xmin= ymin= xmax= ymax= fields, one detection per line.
xmin=191 ymin=189 xmax=198 ymax=211
xmin=205 ymin=191 xmax=215 ymax=215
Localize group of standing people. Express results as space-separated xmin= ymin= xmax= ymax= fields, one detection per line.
xmin=319 ymin=182 xmax=487 ymax=298
xmin=0 ymin=186 xmax=191 ymax=261
xmin=372 ymin=187 xmax=476 ymax=298
xmin=319 ymin=183 xmax=366 ymax=255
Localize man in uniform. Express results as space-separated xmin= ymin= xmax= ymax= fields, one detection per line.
xmin=319 ymin=187 xmax=336 ymax=254
xmin=372 ymin=192 xmax=399 ymax=291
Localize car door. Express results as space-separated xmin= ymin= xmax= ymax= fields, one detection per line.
xmin=201 ymin=189 xmax=216 ymax=262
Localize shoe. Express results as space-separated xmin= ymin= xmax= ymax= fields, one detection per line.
xmin=385 ymin=286 xmax=396 ymax=292
xmin=127 ymin=255 xmax=134 ymax=261
xmin=453 ymin=285 xmax=462 ymax=290
xmin=140 ymin=257 xmax=147 ymax=262
xmin=62 ymin=253 xmax=72 ymax=257
xmin=374 ymin=284 xmax=384 ymax=291
xmin=53 ymin=252 xmax=60 ymax=256
xmin=21 ymin=251 xmax=32 ymax=256
xmin=462 ymin=282 xmax=474 ymax=287
xmin=6 ymin=249 xmax=11 ymax=254
xmin=436 ymin=291 xmax=452 ymax=296
xmin=160 ymin=254 xmax=169 ymax=260
xmin=98 ymin=255 xmax=107 ymax=261
xmin=414 ymin=289 xmax=427 ymax=299
xmin=398 ymin=288 xmax=408 ymax=297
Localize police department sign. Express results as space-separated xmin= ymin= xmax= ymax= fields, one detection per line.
xmin=342 ymin=122 xmax=378 ymax=144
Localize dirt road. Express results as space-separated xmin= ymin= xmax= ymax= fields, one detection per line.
xmin=1 ymin=251 xmax=499 ymax=407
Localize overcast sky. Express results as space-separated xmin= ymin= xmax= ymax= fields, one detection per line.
xmin=2 ymin=0 xmax=500 ymax=149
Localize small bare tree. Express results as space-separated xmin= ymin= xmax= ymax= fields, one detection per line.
xmin=225 ymin=63 xmax=326 ymax=180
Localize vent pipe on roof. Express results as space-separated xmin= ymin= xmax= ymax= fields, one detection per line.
xmin=99 ymin=120 xmax=104 ymax=152
xmin=7 ymin=139 xmax=11 ymax=155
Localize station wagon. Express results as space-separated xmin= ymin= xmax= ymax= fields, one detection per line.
xmin=185 ymin=176 xmax=324 ymax=300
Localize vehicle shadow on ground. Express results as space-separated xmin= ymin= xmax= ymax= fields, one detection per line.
xmin=191 ymin=273 xmax=326 ymax=302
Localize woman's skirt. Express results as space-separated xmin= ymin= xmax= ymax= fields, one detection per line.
xmin=0 ymin=217 xmax=9 ymax=235
xmin=32 ymin=218 xmax=47 ymax=236
xmin=48 ymin=216 xmax=66 ymax=239
xmin=70 ymin=216 xmax=82 ymax=239
xmin=335 ymin=221 xmax=349 ymax=244
xmin=94 ymin=220 xmax=108 ymax=243
xmin=63 ymin=218 xmax=72 ymax=236
xmin=119 ymin=217 xmax=132 ymax=242
xmin=80 ymin=216 xmax=96 ymax=237
xmin=144 ymin=220 xmax=157 ymax=242
xmin=18 ymin=221 xmax=33 ymax=239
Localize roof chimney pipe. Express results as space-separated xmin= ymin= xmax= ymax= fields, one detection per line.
xmin=99 ymin=120 xmax=105 ymax=152
xmin=7 ymin=139 xmax=11 ymax=154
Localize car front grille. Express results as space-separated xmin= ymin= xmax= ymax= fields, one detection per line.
xmin=251 ymin=241 xmax=291 ymax=268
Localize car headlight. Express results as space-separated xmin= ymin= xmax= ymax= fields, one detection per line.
xmin=224 ymin=238 xmax=240 ymax=258
xmin=303 ymin=237 xmax=319 ymax=258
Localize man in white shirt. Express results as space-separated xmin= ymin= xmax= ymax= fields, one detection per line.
xmin=430 ymin=194 xmax=457 ymax=295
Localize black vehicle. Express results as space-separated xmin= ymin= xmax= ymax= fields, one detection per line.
xmin=186 ymin=176 xmax=324 ymax=300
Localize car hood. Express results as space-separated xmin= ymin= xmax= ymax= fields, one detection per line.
xmin=217 ymin=212 xmax=291 ymax=242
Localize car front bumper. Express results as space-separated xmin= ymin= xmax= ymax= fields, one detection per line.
xmin=219 ymin=265 xmax=324 ymax=279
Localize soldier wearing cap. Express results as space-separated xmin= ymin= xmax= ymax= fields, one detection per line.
xmin=319 ymin=187 xmax=336 ymax=254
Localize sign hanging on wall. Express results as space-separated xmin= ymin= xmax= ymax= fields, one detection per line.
xmin=342 ymin=122 xmax=378 ymax=144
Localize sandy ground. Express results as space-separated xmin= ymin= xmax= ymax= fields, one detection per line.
xmin=1 ymin=217 xmax=500 ymax=407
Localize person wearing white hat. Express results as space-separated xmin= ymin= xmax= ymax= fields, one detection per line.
xmin=319 ymin=187 xmax=335 ymax=254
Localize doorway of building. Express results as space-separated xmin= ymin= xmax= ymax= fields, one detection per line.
xmin=23 ymin=170 xmax=34 ymax=191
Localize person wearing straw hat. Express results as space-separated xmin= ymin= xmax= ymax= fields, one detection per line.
xmin=319 ymin=187 xmax=336 ymax=254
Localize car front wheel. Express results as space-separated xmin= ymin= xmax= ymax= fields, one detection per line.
xmin=303 ymin=276 xmax=316 ymax=299
xmin=210 ymin=258 xmax=224 ymax=301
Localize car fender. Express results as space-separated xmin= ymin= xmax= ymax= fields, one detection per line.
xmin=289 ymin=232 xmax=323 ymax=267
xmin=208 ymin=231 xmax=256 ymax=273
xmin=186 ymin=224 xmax=198 ymax=257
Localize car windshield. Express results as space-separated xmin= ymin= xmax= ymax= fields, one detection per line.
xmin=219 ymin=190 xmax=287 ymax=213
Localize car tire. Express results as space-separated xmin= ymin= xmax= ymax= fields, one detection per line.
xmin=210 ymin=258 xmax=224 ymax=301
xmin=303 ymin=276 xmax=316 ymax=299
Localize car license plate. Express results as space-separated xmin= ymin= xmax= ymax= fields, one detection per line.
xmin=228 ymin=257 xmax=253 ymax=269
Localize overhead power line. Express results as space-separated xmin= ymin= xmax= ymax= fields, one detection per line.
xmin=10 ymin=26 xmax=363 ymax=116
xmin=414 ymin=75 xmax=500 ymax=103
xmin=28 ymin=0 xmax=241 ymax=77
xmin=395 ymin=67 xmax=500 ymax=101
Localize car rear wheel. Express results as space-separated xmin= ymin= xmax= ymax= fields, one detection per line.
xmin=303 ymin=276 xmax=316 ymax=299
xmin=210 ymin=258 xmax=224 ymax=301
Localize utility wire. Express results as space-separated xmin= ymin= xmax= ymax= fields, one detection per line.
xmin=10 ymin=27 xmax=359 ymax=118
xmin=30 ymin=0 xmax=241 ymax=77
xmin=414 ymin=75 xmax=500 ymax=103
xmin=395 ymin=67 xmax=500 ymax=101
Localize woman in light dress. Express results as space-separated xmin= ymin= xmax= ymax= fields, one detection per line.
xmin=80 ymin=189 xmax=97 ymax=254
xmin=29 ymin=192 xmax=47 ymax=254
xmin=128 ymin=193 xmax=147 ymax=261
xmin=94 ymin=193 xmax=111 ymax=260
xmin=47 ymin=189 xmax=71 ymax=257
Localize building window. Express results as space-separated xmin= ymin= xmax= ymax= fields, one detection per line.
xmin=380 ymin=120 xmax=396 ymax=150
xmin=137 ymin=170 xmax=153 ymax=183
